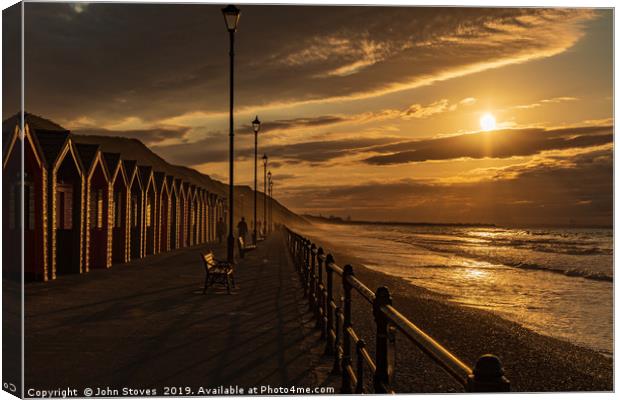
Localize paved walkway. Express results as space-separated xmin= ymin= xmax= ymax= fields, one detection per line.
xmin=25 ymin=232 xmax=336 ymax=394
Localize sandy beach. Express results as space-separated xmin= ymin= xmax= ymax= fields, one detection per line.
xmin=295 ymin=227 xmax=613 ymax=392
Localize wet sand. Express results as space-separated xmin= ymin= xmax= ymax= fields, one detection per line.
xmin=295 ymin=227 xmax=613 ymax=392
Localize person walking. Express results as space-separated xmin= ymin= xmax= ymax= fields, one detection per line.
xmin=216 ymin=217 xmax=226 ymax=244
xmin=237 ymin=217 xmax=248 ymax=242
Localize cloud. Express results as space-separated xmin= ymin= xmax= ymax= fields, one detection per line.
xmin=21 ymin=5 xmax=596 ymax=124
xmin=281 ymin=148 xmax=612 ymax=226
xmin=513 ymin=96 xmax=578 ymax=109
xmin=364 ymin=125 xmax=612 ymax=165
xmin=459 ymin=97 xmax=477 ymax=106
xmin=402 ymin=99 xmax=451 ymax=119
xmin=237 ymin=115 xmax=350 ymax=135
xmin=74 ymin=126 xmax=190 ymax=145
xmin=153 ymin=134 xmax=401 ymax=167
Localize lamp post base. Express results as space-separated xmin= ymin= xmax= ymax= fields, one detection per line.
xmin=227 ymin=234 xmax=235 ymax=263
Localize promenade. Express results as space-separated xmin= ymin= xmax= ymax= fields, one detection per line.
xmin=25 ymin=232 xmax=336 ymax=393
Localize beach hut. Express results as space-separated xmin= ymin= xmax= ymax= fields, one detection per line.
xmin=178 ymin=182 xmax=188 ymax=248
xmin=139 ymin=166 xmax=157 ymax=256
xmin=76 ymin=144 xmax=112 ymax=271
xmin=103 ymin=152 xmax=129 ymax=264
xmin=124 ymin=160 xmax=143 ymax=261
xmin=2 ymin=118 xmax=62 ymax=281
xmin=207 ymin=193 xmax=217 ymax=242
xmin=155 ymin=172 xmax=169 ymax=253
xmin=169 ymin=177 xmax=180 ymax=250
xmin=188 ymin=185 xmax=197 ymax=246
xmin=196 ymin=188 xmax=204 ymax=244
xmin=50 ymin=138 xmax=86 ymax=278
xmin=3 ymin=121 xmax=24 ymax=281
xmin=202 ymin=189 xmax=209 ymax=243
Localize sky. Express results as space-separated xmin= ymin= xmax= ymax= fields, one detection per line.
xmin=15 ymin=3 xmax=613 ymax=226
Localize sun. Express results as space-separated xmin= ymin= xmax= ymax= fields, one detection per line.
xmin=480 ymin=113 xmax=497 ymax=131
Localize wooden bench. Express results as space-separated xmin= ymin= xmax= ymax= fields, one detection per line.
xmin=237 ymin=236 xmax=257 ymax=259
xmin=201 ymin=251 xmax=235 ymax=294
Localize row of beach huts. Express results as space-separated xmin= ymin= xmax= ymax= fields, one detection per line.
xmin=3 ymin=113 xmax=229 ymax=282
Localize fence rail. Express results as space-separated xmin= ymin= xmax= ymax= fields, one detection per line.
xmin=285 ymin=227 xmax=510 ymax=394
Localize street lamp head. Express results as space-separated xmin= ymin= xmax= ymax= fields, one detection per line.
xmin=222 ymin=5 xmax=241 ymax=32
xmin=262 ymin=154 xmax=268 ymax=165
xmin=267 ymin=170 xmax=272 ymax=180
xmin=252 ymin=115 xmax=261 ymax=134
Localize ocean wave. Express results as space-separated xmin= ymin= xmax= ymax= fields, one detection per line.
xmin=509 ymin=262 xmax=613 ymax=282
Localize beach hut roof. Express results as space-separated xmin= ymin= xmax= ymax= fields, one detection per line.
xmin=154 ymin=171 xmax=166 ymax=188
xmin=138 ymin=165 xmax=153 ymax=187
xmin=102 ymin=152 xmax=121 ymax=172
xmin=33 ymin=130 xmax=71 ymax=168
xmin=71 ymin=133 xmax=225 ymax=196
xmin=74 ymin=143 xmax=101 ymax=173
xmin=122 ymin=159 xmax=137 ymax=174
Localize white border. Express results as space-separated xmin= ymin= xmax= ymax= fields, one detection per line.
xmin=0 ymin=2 xmax=616 ymax=400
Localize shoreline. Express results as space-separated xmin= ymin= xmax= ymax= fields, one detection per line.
xmin=293 ymin=225 xmax=613 ymax=392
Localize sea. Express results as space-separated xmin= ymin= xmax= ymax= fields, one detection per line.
xmin=302 ymin=222 xmax=613 ymax=356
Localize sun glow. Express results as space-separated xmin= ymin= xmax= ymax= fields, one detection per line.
xmin=480 ymin=113 xmax=497 ymax=131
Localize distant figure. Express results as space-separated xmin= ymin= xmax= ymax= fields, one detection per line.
xmin=257 ymin=221 xmax=262 ymax=238
xmin=216 ymin=217 xmax=226 ymax=244
xmin=237 ymin=217 xmax=248 ymax=241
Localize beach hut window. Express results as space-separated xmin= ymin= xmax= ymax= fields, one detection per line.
xmin=96 ymin=189 xmax=104 ymax=229
xmin=132 ymin=195 xmax=139 ymax=227
xmin=25 ymin=182 xmax=35 ymax=231
xmin=146 ymin=198 xmax=152 ymax=227
xmin=9 ymin=183 xmax=16 ymax=230
xmin=114 ymin=192 xmax=122 ymax=228
xmin=57 ymin=184 xmax=73 ymax=229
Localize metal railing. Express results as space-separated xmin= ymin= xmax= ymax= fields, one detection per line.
xmin=285 ymin=227 xmax=510 ymax=394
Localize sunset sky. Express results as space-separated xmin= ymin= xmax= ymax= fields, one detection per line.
xmin=14 ymin=3 xmax=613 ymax=226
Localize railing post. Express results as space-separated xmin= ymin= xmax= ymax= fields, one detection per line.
xmin=324 ymin=254 xmax=335 ymax=355
xmin=355 ymin=340 xmax=366 ymax=394
xmin=373 ymin=286 xmax=394 ymax=393
xmin=309 ymin=244 xmax=317 ymax=313
xmin=341 ymin=264 xmax=353 ymax=394
xmin=332 ymin=306 xmax=342 ymax=374
xmin=466 ymin=355 xmax=510 ymax=392
xmin=315 ymin=247 xmax=324 ymax=330
xmin=303 ymin=240 xmax=310 ymax=298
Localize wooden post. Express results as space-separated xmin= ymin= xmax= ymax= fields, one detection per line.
xmin=316 ymin=247 xmax=325 ymax=333
xmin=341 ymin=264 xmax=353 ymax=394
xmin=325 ymin=254 xmax=335 ymax=355
xmin=373 ymin=286 xmax=394 ymax=393
xmin=355 ymin=339 xmax=366 ymax=393
xmin=466 ymin=354 xmax=510 ymax=392
xmin=309 ymin=244 xmax=317 ymax=313
xmin=332 ymin=305 xmax=342 ymax=374
xmin=303 ymin=240 xmax=310 ymax=298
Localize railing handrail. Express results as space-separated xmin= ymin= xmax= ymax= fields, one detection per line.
xmin=381 ymin=304 xmax=471 ymax=386
xmin=284 ymin=226 xmax=510 ymax=394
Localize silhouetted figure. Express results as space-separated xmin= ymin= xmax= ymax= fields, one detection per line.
xmin=216 ymin=217 xmax=226 ymax=244
xmin=237 ymin=217 xmax=248 ymax=241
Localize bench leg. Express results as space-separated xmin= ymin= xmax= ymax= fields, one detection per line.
xmin=226 ymin=275 xmax=232 ymax=294
xmin=231 ymin=273 xmax=236 ymax=288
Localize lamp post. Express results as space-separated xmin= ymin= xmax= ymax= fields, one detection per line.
xmin=252 ymin=116 xmax=261 ymax=244
xmin=267 ymin=171 xmax=272 ymax=234
xmin=269 ymin=179 xmax=274 ymax=232
xmin=262 ymin=154 xmax=268 ymax=237
xmin=222 ymin=4 xmax=240 ymax=263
